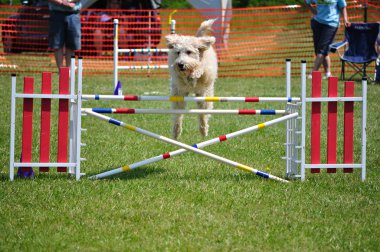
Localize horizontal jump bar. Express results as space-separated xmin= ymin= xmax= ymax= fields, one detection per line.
xmin=118 ymin=48 xmax=169 ymax=53
xmin=15 ymin=94 xmax=75 ymax=99
xmin=82 ymin=95 xmax=301 ymax=102
xmin=117 ymin=65 xmax=169 ymax=70
xmin=83 ymin=108 xmax=287 ymax=115
xmin=13 ymin=162 xmax=77 ymax=167
xmin=305 ymin=97 xmax=363 ymax=102
xmin=304 ymin=164 xmax=363 ymax=169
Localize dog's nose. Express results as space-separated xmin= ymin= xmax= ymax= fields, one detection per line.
xmin=177 ymin=63 xmax=185 ymax=71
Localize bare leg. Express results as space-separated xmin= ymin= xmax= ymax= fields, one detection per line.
xmin=65 ymin=48 xmax=75 ymax=67
xmin=322 ymin=55 xmax=331 ymax=75
xmin=54 ymin=48 xmax=64 ymax=70
xmin=312 ymin=54 xmax=325 ymax=72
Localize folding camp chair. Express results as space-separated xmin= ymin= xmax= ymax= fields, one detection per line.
xmin=330 ymin=22 xmax=380 ymax=81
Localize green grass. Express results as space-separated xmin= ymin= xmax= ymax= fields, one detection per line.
xmin=1 ymin=73 xmax=379 ymax=251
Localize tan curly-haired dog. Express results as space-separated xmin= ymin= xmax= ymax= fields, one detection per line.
xmin=166 ymin=19 xmax=218 ymax=139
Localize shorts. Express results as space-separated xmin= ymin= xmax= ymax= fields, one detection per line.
xmin=49 ymin=11 xmax=81 ymax=50
xmin=311 ymin=18 xmax=338 ymax=56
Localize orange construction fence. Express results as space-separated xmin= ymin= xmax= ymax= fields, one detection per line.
xmin=0 ymin=2 xmax=379 ymax=78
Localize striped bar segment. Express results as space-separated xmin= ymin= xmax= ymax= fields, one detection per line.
xmin=109 ymin=118 xmax=122 ymax=126
xmin=205 ymin=97 xmax=221 ymax=102
xmin=219 ymin=135 xmax=227 ymax=142
xmin=82 ymin=95 xmax=301 ymax=103
xmin=169 ymin=96 xmax=184 ymax=102
xmin=91 ymin=108 xmax=113 ymax=113
xmin=123 ymin=96 xmax=139 ymax=101
xmin=245 ymin=97 xmax=259 ymax=102
xmin=121 ymin=165 xmax=129 ymax=172
xmin=87 ymin=108 xmax=287 ymax=115
xmin=115 ymin=108 xmax=135 ymax=113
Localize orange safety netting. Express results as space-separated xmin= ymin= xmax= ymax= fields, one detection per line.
xmin=0 ymin=2 xmax=379 ymax=78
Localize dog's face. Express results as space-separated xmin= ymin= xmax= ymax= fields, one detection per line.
xmin=166 ymin=34 xmax=215 ymax=79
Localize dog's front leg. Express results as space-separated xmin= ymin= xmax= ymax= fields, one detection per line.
xmin=197 ymin=100 xmax=212 ymax=137
xmin=197 ymin=87 xmax=214 ymax=137
xmin=172 ymin=100 xmax=186 ymax=139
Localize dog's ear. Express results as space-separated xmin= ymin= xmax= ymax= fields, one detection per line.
xmin=166 ymin=34 xmax=178 ymax=49
xmin=198 ymin=36 xmax=216 ymax=51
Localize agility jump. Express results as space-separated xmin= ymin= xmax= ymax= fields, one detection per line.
xmin=9 ymin=58 xmax=367 ymax=182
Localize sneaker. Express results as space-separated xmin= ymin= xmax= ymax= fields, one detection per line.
xmin=323 ymin=72 xmax=332 ymax=80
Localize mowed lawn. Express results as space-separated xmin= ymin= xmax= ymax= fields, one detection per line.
xmin=0 ymin=70 xmax=379 ymax=251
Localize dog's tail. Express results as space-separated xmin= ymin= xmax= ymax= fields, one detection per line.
xmin=196 ymin=19 xmax=217 ymax=37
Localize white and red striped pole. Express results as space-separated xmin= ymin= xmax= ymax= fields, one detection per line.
xmin=82 ymin=94 xmax=301 ymax=103
xmin=84 ymin=108 xmax=287 ymax=115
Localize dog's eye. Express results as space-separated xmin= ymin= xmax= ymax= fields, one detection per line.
xmin=177 ymin=51 xmax=180 ymax=55
xmin=186 ymin=50 xmax=192 ymax=55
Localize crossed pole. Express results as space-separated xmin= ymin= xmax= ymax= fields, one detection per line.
xmin=85 ymin=109 xmax=298 ymax=183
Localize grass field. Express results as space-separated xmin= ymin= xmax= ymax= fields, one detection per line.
xmin=0 ymin=71 xmax=379 ymax=251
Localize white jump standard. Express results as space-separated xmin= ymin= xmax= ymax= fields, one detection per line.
xmin=113 ymin=18 xmax=176 ymax=94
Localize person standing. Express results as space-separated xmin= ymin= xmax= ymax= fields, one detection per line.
xmin=48 ymin=0 xmax=81 ymax=71
xmin=305 ymin=0 xmax=350 ymax=79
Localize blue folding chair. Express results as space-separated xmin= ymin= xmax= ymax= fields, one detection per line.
xmin=330 ymin=22 xmax=380 ymax=81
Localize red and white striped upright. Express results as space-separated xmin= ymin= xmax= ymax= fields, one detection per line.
xmin=300 ymin=63 xmax=367 ymax=181
xmin=9 ymin=60 xmax=84 ymax=181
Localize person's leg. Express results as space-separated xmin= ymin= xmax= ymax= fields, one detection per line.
xmin=317 ymin=23 xmax=337 ymax=77
xmin=310 ymin=19 xmax=323 ymax=75
xmin=54 ymin=48 xmax=64 ymax=69
xmin=323 ymin=55 xmax=332 ymax=77
xmin=65 ymin=13 xmax=81 ymax=64
xmin=65 ymin=48 xmax=75 ymax=67
xmin=313 ymin=54 xmax=331 ymax=74
xmin=312 ymin=54 xmax=325 ymax=72
xmin=49 ymin=11 xmax=65 ymax=72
